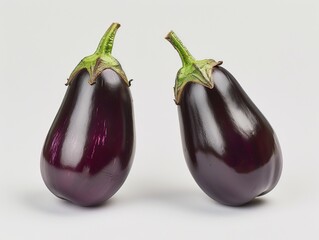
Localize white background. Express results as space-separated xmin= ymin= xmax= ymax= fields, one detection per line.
xmin=1 ymin=0 xmax=318 ymax=239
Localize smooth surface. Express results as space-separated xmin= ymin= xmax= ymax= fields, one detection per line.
xmin=41 ymin=69 xmax=135 ymax=206
xmin=179 ymin=67 xmax=282 ymax=205
xmin=0 ymin=0 xmax=319 ymax=239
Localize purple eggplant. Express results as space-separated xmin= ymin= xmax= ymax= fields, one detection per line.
xmin=41 ymin=23 xmax=135 ymax=207
xmin=166 ymin=31 xmax=282 ymax=206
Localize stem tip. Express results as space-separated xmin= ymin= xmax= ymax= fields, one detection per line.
xmin=165 ymin=31 xmax=174 ymax=41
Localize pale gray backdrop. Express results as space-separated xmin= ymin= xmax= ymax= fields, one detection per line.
xmin=0 ymin=0 xmax=318 ymax=239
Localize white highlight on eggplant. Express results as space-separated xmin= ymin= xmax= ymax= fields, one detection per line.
xmin=61 ymin=77 xmax=94 ymax=168
xmin=100 ymin=69 xmax=121 ymax=89
xmin=213 ymin=70 xmax=257 ymax=138
xmin=189 ymin=85 xmax=226 ymax=156
xmin=90 ymin=120 xmax=108 ymax=160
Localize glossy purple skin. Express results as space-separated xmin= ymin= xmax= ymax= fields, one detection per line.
xmin=178 ymin=67 xmax=282 ymax=206
xmin=41 ymin=69 xmax=135 ymax=206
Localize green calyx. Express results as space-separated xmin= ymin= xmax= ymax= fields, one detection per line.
xmin=165 ymin=31 xmax=222 ymax=104
xmin=66 ymin=22 xmax=128 ymax=86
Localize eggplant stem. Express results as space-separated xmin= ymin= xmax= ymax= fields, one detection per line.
xmin=66 ymin=22 xmax=129 ymax=86
xmin=165 ymin=31 xmax=195 ymax=67
xmin=165 ymin=31 xmax=222 ymax=104
xmin=95 ymin=22 xmax=121 ymax=55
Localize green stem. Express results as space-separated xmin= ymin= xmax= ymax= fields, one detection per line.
xmin=95 ymin=22 xmax=120 ymax=55
xmin=66 ymin=22 xmax=129 ymax=86
xmin=165 ymin=31 xmax=195 ymax=67
xmin=165 ymin=31 xmax=222 ymax=104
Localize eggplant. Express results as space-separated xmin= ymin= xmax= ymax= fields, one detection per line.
xmin=166 ymin=31 xmax=282 ymax=206
xmin=40 ymin=23 xmax=135 ymax=207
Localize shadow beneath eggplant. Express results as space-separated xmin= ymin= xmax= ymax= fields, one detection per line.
xmin=123 ymin=179 xmax=269 ymax=216
xmin=164 ymin=190 xmax=269 ymax=215
xmin=19 ymin=189 xmax=115 ymax=215
xmin=238 ymin=198 xmax=267 ymax=208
